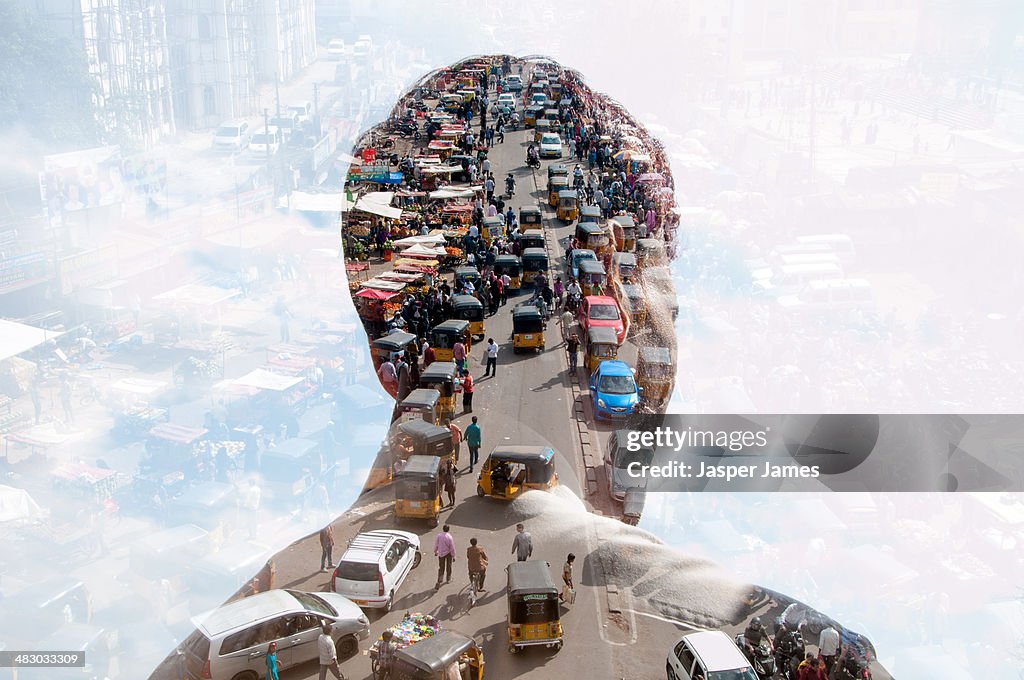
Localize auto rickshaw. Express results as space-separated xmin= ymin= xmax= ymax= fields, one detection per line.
xmin=612 ymin=252 xmax=638 ymax=283
xmin=534 ymin=119 xmax=551 ymax=143
xmin=418 ymin=361 xmax=458 ymax=423
xmin=393 ymin=388 xmax=443 ymax=426
xmin=618 ymin=283 xmax=648 ymax=326
xmin=520 ymin=206 xmax=542 ymax=228
xmin=584 ymin=325 xmax=620 ymax=373
xmin=546 ymin=164 xmax=568 ymax=184
xmin=482 ymin=215 xmax=504 ymax=244
xmin=544 ymin=109 xmax=561 ymax=133
xmin=521 ymin=248 xmax=548 ymax=286
xmin=476 ymin=446 xmax=558 ymax=500
xmin=512 ymin=304 xmax=545 ymax=353
xmin=429 ymin=319 xmax=472 ymax=362
xmin=454 ymin=265 xmax=481 ymax=291
xmin=457 ymin=88 xmax=475 ymax=103
xmin=579 ymin=204 xmax=601 ymax=225
xmin=520 ymin=229 xmax=545 ymax=251
xmin=389 ymin=419 xmax=455 ymax=467
xmin=524 ymin=105 xmax=541 ymax=127
xmin=611 ymin=215 xmax=637 ymax=252
xmin=391 ymin=630 xmax=485 ymax=680
xmin=637 ymin=346 xmax=673 ymax=408
xmin=453 ymin=294 xmax=485 ymax=339
xmin=556 ymin=190 xmax=578 ymax=222
xmin=636 ymin=238 xmax=666 ymax=267
xmin=547 ymin=175 xmax=568 ymax=206
xmin=372 ymin=331 xmax=418 ymax=371
xmin=550 ymin=82 xmax=563 ymax=99
xmin=577 ymin=259 xmax=607 ymax=297
xmin=506 ymin=560 xmax=563 ymax=653
xmin=576 ymin=222 xmax=611 ymax=256
xmin=393 ymin=454 xmax=443 ymax=526
xmin=493 ymin=254 xmax=522 ymax=290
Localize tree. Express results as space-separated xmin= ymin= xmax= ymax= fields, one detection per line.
xmin=0 ymin=1 xmax=101 ymax=148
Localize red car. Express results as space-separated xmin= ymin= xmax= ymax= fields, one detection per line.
xmin=577 ymin=295 xmax=626 ymax=344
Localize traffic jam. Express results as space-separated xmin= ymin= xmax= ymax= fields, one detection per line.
xmin=158 ymin=56 xmax=880 ymax=680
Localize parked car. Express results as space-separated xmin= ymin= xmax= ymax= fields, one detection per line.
xmin=181 ymin=589 xmax=369 ymax=680
xmin=327 ymin=38 xmax=346 ymax=59
xmin=578 ymin=295 xmax=626 ymax=344
xmin=605 ymin=430 xmax=654 ymax=501
xmin=666 ymin=630 xmax=758 ymax=680
xmin=539 ymin=133 xmax=563 ymax=158
xmin=212 ymin=120 xmax=250 ymax=153
xmin=330 ymin=530 xmax=421 ymax=612
xmin=248 ymin=126 xmax=281 ymax=156
xmin=590 ymin=360 xmax=642 ymax=421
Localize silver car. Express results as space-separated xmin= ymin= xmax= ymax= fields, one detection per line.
xmin=181 ymin=589 xmax=369 ymax=680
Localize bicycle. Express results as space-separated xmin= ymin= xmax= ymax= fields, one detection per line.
xmin=468 ymin=570 xmax=485 ymax=608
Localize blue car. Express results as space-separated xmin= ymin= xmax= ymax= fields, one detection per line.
xmin=589 ymin=360 xmax=642 ymax=420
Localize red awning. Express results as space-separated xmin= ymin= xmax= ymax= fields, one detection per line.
xmin=345 ymin=262 xmax=370 ymax=272
xmin=354 ymin=289 xmax=399 ymax=301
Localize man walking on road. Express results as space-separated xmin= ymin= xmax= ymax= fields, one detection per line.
xmin=465 ymin=416 xmax=481 ymax=472
xmin=460 ymin=369 xmax=474 ymax=413
xmin=319 ymin=525 xmax=335 ymax=572
xmin=818 ymin=625 xmax=840 ymax=673
xmin=434 ymin=524 xmax=456 ymax=587
xmin=566 ymin=333 xmax=580 ymax=373
xmin=511 ymin=523 xmax=533 ymax=561
xmin=317 ymin=623 xmax=345 ymax=679
xmin=467 ymin=537 xmax=488 ymax=606
xmin=483 ymin=338 xmax=498 ymax=377
xmin=442 ymin=459 xmax=457 ymax=507
xmin=449 ymin=420 xmax=462 ymax=466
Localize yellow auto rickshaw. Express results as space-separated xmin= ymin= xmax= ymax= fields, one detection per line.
xmin=441 ymin=94 xmax=463 ymax=112
xmin=577 ymin=259 xmax=607 ymax=297
xmin=512 ymin=303 xmax=545 ymax=353
xmin=584 ymin=325 xmax=620 ymax=373
xmin=476 ymin=446 xmax=558 ymax=500
xmin=371 ymin=331 xmax=418 ymax=372
xmin=521 ymin=248 xmax=548 ymax=286
xmin=550 ymin=82 xmax=563 ymax=99
xmin=534 ymin=119 xmax=551 ymax=143
xmin=393 ymin=454 xmax=443 ymax=526
xmin=524 ymin=105 xmax=541 ymax=127
xmin=430 ymin=319 xmax=472 ymax=362
xmin=636 ymin=238 xmax=666 ymax=267
xmin=576 ymin=222 xmax=611 ymax=256
xmin=611 ymin=215 xmax=638 ymax=252
xmin=579 ymin=204 xmax=601 ymax=225
xmin=618 ymin=283 xmax=648 ymax=327
xmin=457 ymin=88 xmax=475 ymax=103
xmin=520 ymin=206 xmax=542 ymax=229
xmin=520 ymin=229 xmax=545 ymax=252
xmin=637 ymin=346 xmax=673 ymax=409
xmin=393 ymin=388 xmax=443 ymax=426
xmin=548 ymin=175 xmax=568 ymax=206
xmin=454 ymin=265 xmax=481 ymax=291
xmin=612 ymin=252 xmax=638 ymax=283
xmin=556 ymin=189 xmax=578 ymax=222
xmin=482 ymin=215 xmax=504 ymax=244
xmin=494 ymin=254 xmax=522 ymax=290
xmin=418 ymin=361 xmax=458 ymax=423
xmin=391 ymin=631 xmax=485 ymax=680
xmin=506 ymin=560 xmax=563 ymax=653
xmin=453 ymin=294 xmax=485 ymax=339
xmin=546 ymin=163 xmax=568 ymax=185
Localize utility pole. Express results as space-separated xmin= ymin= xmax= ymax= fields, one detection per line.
xmin=264 ymin=107 xmax=272 ymax=194
xmin=274 ymin=73 xmax=281 ymax=117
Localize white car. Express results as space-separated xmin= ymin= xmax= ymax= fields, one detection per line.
xmin=287 ymin=100 xmax=313 ymax=124
xmin=212 ymin=119 xmax=250 ymax=153
xmin=497 ymin=93 xmax=516 ymax=109
xmin=327 ymin=38 xmax=346 ymax=59
xmin=330 ymin=530 xmax=420 ymax=612
xmin=248 ymin=126 xmax=280 ymax=156
xmin=505 ymin=75 xmax=523 ymax=91
xmin=666 ymin=630 xmax=758 ymax=680
xmin=531 ymin=92 xmax=548 ymax=107
xmin=539 ymin=133 xmax=563 ymax=158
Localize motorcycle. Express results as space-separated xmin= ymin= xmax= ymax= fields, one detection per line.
xmin=735 ymin=635 xmax=776 ymax=680
xmin=526 ymin=153 xmax=540 ymax=169
xmin=774 ymin=630 xmax=805 ymax=680
xmin=505 ymin=178 xmax=515 ymax=199
xmin=565 ymin=291 xmax=582 ymax=313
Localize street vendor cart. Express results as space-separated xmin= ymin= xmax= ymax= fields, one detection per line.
xmin=369 ymin=613 xmax=442 ymax=680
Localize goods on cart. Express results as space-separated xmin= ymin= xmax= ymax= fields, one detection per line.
xmin=369 ymin=612 xmax=441 ymax=663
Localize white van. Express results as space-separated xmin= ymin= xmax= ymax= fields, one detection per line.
xmin=751 ymin=262 xmax=845 ymax=297
xmin=777 ymin=278 xmax=875 ymax=313
xmin=795 ymin=234 xmax=857 ymax=266
xmin=287 ymin=100 xmax=313 ymax=124
xmin=327 ymin=38 xmax=346 ymax=59
xmin=666 ymin=630 xmax=758 ymax=680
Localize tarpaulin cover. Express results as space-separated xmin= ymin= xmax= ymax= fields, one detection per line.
xmin=0 ymin=319 xmax=64 ymax=362
xmin=354 ymin=288 xmax=399 ymax=301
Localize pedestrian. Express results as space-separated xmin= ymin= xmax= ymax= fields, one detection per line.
xmin=553 ymin=276 xmax=564 ymax=306
xmin=453 ymin=339 xmax=467 ymax=373
xmin=377 ymin=356 xmax=398 ymax=397
xmin=423 ymin=343 xmax=436 ymax=367
xmin=818 ymin=626 xmax=840 ymax=673
xmin=461 ymin=369 xmax=474 ymax=413
xmin=319 ymin=525 xmax=335 ymax=572
xmin=511 ymin=523 xmax=533 ymax=561
xmin=566 ymin=333 xmax=580 ymax=373
xmin=484 ymin=176 xmax=494 ymax=202
xmin=483 ymin=338 xmax=498 ymax=377
xmin=317 ymin=623 xmax=344 ymax=679
xmin=434 ymin=524 xmax=456 ymax=587
xmin=265 ymin=641 xmax=280 ymax=680
xmin=396 ymin=356 xmax=412 ymax=401
xmin=560 ymin=553 xmax=576 ymax=603
xmin=500 ymin=273 xmax=511 ymax=305
xmin=59 ymin=377 xmax=74 ymax=425
xmin=465 ymin=416 xmax=481 ymax=472
xmin=443 ymin=459 xmax=457 ymax=507
xmin=467 ymin=537 xmax=488 ymax=605
xmin=449 ymin=420 xmax=463 ymax=466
